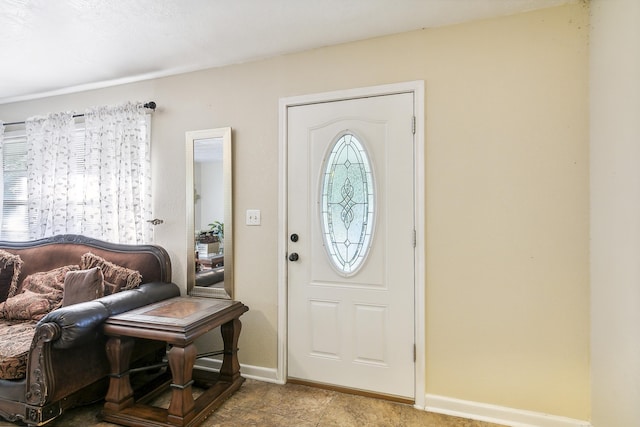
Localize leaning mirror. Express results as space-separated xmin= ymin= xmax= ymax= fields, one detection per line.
xmin=186 ymin=127 xmax=233 ymax=299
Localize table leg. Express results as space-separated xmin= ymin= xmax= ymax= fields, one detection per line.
xmin=167 ymin=343 xmax=197 ymax=426
xmin=219 ymin=318 xmax=242 ymax=383
xmin=104 ymin=336 xmax=135 ymax=411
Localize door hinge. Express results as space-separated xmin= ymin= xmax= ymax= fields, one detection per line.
xmin=411 ymin=116 xmax=416 ymax=135
xmin=412 ymin=229 xmax=417 ymax=248
xmin=413 ymin=344 xmax=416 ymax=362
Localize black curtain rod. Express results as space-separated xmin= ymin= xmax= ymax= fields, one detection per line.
xmin=1 ymin=101 xmax=157 ymax=127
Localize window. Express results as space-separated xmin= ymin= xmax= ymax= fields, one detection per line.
xmin=320 ymin=132 xmax=375 ymax=275
xmin=0 ymin=106 xmax=152 ymax=244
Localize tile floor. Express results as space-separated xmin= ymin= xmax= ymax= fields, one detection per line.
xmin=0 ymin=379 xmax=507 ymax=427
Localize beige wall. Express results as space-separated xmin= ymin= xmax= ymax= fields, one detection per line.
xmin=0 ymin=3 xmax=590 ymax=421
xmin=590 ymin=0 xmax=640 ymax=426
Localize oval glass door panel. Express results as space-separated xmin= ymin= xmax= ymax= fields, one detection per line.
xmin=320 ymin=132 xmax=375 ymax=275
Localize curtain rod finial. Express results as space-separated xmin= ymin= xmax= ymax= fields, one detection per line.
xmin=144 ymin=102 xmax=156 ymax=110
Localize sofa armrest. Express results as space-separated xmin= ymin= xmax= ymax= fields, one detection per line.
xmin=37 ymin=281 xmax=180 ymax=349
xmin=98 ymin=281 xmax=180 ymax=316
xmin=37 ymin=300 xmax=110 ymax=349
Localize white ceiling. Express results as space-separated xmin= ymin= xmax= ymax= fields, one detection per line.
xmin=0 ymin=0 xmax=573 ymax=104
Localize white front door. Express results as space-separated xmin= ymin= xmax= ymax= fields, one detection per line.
xmin=287 ymin=92 xmax=416 ymax=399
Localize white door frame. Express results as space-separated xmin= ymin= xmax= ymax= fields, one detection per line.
xmin=277 ymin=81 xmax=425 ymax=409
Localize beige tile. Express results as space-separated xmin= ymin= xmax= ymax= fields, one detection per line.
xmin=318 ymin=392 xmax=411 ymax=426
xmin=11 ymin=378 xmax=506 ymax=427
xmin=251 ymin=382 xmax=336 ymax=421
xmin=309 ymin=389 xmax=505 ymax=427
xmin=215 ymin=378 xmax=273 ymax=410
xmin=204 ymin=407 xmax=317 ymax=427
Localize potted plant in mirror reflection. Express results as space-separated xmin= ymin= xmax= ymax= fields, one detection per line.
xmin=209 ymin=221 xmax=224 ymax=253
xmin=208 ymin=221 xmax=224 ymax=240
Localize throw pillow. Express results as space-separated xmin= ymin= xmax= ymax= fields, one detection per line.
xmin=21 ymin=264 xmax=79 ymax=295
xmin=0 ymin=249 xmax=23 ymax=300
xmin=1 ymin=290 xmax=53 ymax=321
xmin=62 ymin=267 xmax=104 ymax=307
xmin=80 ymin=253 xmax=142 ymax=295
xmin=11 ymin=265 xmax=80 ymax=318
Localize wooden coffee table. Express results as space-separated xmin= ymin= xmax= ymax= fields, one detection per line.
xmin=101 ymin=296 xmax=249 ymax=427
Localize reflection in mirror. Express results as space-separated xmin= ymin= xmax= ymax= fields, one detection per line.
xmin=186 ymin=127 xmax=233 ymax=298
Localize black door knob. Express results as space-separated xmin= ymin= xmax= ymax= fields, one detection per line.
xmin=290 ymin=233 xmax=299 ymax=242
xmin=289 ymin=252 xmax=299 ymax=262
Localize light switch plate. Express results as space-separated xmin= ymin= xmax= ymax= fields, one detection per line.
xmin=246 ymin=209 xmax=261 ymax=226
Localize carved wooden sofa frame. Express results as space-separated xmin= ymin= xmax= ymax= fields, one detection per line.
xmin=0 ymin=234 xmax=180 ymax=426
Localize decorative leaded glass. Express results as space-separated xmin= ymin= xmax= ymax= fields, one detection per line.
xmin=320 ymin=132 xmax=375 ymax=275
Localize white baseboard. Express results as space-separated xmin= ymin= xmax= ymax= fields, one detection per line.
xmin=424 ymin=394 xmax=591 ymax=427
xmin=195 ymin=357 xmax=283 ymax=384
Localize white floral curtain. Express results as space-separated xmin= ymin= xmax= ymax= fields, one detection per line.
xmin=25 ymin=102 xmax=152 ymax=244
xmin=26 ymin=112 xmax=77 ymax=239
xmin=0 ymin=122 xmax=4 ymax=225
xmin=83 ymin=102 xmax=152 ymax=243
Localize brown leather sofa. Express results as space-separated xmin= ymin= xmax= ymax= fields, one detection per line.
xmin=0 ymin=234 xmax=180 ymax=426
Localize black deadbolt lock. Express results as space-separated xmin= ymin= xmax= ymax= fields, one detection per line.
xmin=290 ymin=233 xmax=299 ymax=242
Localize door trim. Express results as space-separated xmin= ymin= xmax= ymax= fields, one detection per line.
xmin=277 ymin=81 xmax=425 ymax=409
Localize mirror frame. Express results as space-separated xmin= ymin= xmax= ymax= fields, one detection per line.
xmin=186 ymin=127 xmax=233 ymax=299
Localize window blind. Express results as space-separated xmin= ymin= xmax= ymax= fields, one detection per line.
xmin=1 ymin=130 xmax=29 ymax=240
